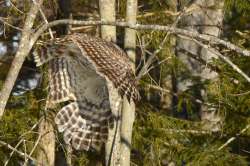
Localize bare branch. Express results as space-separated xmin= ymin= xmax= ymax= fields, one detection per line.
xmin=139 ymin=127 xmax=219 ymax=135
xmin=31 ymin=19 xmax=250 ymax=57
xmin=0 ymin=0 xmax=44 ymax=118
xmin=0 ymin=18 xmax=249 ymax=59
xmin=0 ymin=17 xmax=23 ymax=31
xmin=187 ymin=36 xmax=250 ymax=83
xmin=24 ymin=133 xmax=42 ymax=165
xmin=218 ymin=124 xmax=250 ymax=150
xmin=1 ymin=18 xmax=249 ymax=118
xmin=9 ymin=0 xmax=25 ymax=14
xmin=137 ymin=4 xmax=201 ymax=18
xmin=32 ymin=0 xmax=54 ymax=39
xmin=0 ymin=140 xmax=37 ymax=162
xmin=136 ymin=6 xmax=187 ymax=79
xmin=4 ymin=118 xmax=42 ymax=165
xmin=4 ymin=139 xmax=24 ymax=166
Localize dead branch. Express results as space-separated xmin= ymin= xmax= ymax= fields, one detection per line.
xmin=23 ymin=133 xmax=42 ymax=165
xmin=0 ymin=0 xmax=44 ymax=118
xmin=4 ymin=117 xmax=42 ymax=165
xmin=218 ymin=124 xmax=250 ymax=150
xmin=30 ymin=20 xmax=250 ymax=57
xmin=187 ymin=36 xmax=250 ymax=83
xmin=0 ymin=140 xmax=37 ymax=162
xmin=0 ymin=19 xmax=249 ymax=59
xmin=0 ymin=17 xmax=23 ymax=31
xmin=136 ymin=6 xmax=187 ymax=79
xmin=138 ymin=127 xmax=219 ymax=135
xmin=1 ymin=18 xmax=249 ymax=118
xmin=4 ymin=139 xmax=24 ymax=166
xmin=32 ymin=0 xmax=54 ymax=39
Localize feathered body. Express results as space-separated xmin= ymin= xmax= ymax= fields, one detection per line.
xmin=34 ymin=34 xmax=139 ymax=150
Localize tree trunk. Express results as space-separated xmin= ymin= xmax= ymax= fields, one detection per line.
xmin=99 ymin=1 xmax=122 ymax=165
xmin=37 ymin=117 xmax=55 ymax=166
xmin=120 ymin=0 xmax=137 ymax=165
xmin=174 ymin=0 xmax=224 ymax=130
xmin=99 ymin=0 xmax=116 ymax=42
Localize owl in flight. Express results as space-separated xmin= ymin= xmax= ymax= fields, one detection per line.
xmin=34 ymin=34 xmax=139 ymax=151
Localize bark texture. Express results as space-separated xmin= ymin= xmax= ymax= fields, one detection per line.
xmin=99 ymin=0 xmax=116 ymax=42
xmin=37 ymin=118 xmax=55 ymax=166
xmin=99 ymin=0 xmax=122 ymax=165
xmin=120 ymin=0 xmax=138 ymax=165
xmin=175 ymin=0 xmax=224 ymax=130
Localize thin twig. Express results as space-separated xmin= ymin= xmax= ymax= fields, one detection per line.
xmin=23 ymin=140 xmax=27 ymax=163
xmin=1 ymin=19 xmax=250 ymax=118
xmin=32 ymin=0 xmax=54 ymax=39
xmin=4 ymin=118 xmax=42 ymax=165
xmin=4 ymin=139 xmax=24 ymax=166
xmin=146 ymin=84 xmax=171 ymax=94
xmin=218 ymin=124 xmax=250 ymax=150
xmin=137 ymin=4 xmax=200 ymax=18
xmin=136 ymin=6 xmax=187 ymax=79
xmin=30 ymin=20 xmax=250 ymax=57
xmin=9 ymin=0 xmax=24 ymax=14
xmin=0 ymin=0 xmax=44 ymax=118
xmin=138 ymin=127 xmax=221 ymax=135
xmin=145 ymin=56 xmax=172 ymax=74
xmin=188 ymin=36 xmax=250 ymax=83
xmin=24 ymin=133 xmax=42 ymax=165
xmin=229 ymin=91 xmax=250 ymax=96
xmin=0 ymin=17 xmax=23 ymax=31
xmin=0 ymin=140 xmax=37 ymax=162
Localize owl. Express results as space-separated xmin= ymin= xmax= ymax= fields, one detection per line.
xmin=34 ymin=33 xmax=139 ymax=151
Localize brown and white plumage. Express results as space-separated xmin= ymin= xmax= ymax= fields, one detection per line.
xmin=69 ymin=34 xmax=139 ymax=102
xmin=34 ymin=34 xmax=139 ymax=151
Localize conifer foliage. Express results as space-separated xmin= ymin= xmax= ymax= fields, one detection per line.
xmin=0 ymin=0 xmax=249 ymax=165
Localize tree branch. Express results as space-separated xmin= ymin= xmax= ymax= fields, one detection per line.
xmin=0 ymin=19 xmax=249 ymax=59
xmin=218 ymin=124 xmax=250 ymax=150
xmin=31 ymin=19 xmax=250 ymax=57
xmin=32 ymin=0 xmax=54 ymax=39
xmin=0 ymin=0 xmax=44 ymax=118
xmin=1 ymin=18 xmax=249 ymax=118
xmin=136 ymin=6 xmax=188 ymax=79
xmin=0 ymin=140 xmax=37 ymax=163
xmin=187 ymin=36 xmax=250 ymax=83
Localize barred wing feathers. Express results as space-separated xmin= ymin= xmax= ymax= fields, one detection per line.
xmin=47 ymin=57 xmax=77 ymax=107
xmin=51 ymin=54 xmax=113 ymax=151
xmin=69 ymin=34 xmax=140 ymax=102
xmin=33 ymin=34 xmax=139 ymax=151
xmin=34 ymin=41 xmax=113 ymax=150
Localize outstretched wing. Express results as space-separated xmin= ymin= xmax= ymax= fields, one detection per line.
xmin=69 ymin=34 xmax=140 ymax=102
xmin=34 ymin=40 xmax=113 ymax=150
xmin=33 ymin=34 xmax=139 ymax=151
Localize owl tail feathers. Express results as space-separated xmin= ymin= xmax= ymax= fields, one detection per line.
xmin=55 ymin=102 xmax=113 ymax=151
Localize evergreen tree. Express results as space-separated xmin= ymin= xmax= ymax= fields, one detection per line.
xmin=0 ymin=0 xmax=249 ymax=165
